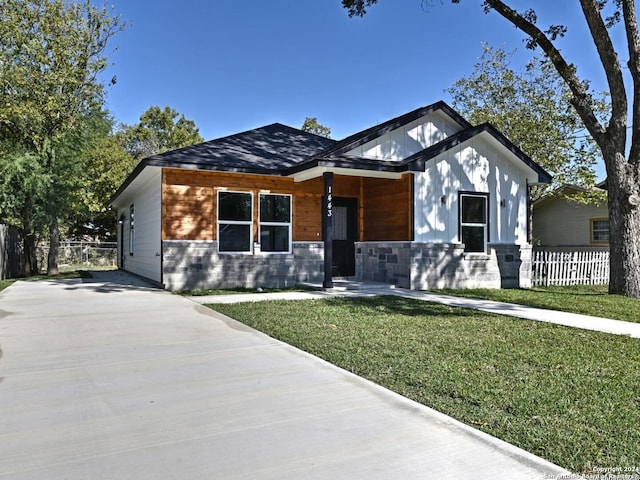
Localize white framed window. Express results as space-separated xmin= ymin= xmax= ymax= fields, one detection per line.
xmin=259 ymin=193 xmax=292 ymax=253
xmin=217 ymin=191 xmax=253 ymax=253
xmin=590 ymin=218 xmax=609 ymax=244
xmin=129 ymin=204 xmax=135 ymax=255
xmin=459 ymin=192 xmax=489 ymax=253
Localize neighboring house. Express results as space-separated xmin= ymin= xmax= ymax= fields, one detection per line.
xmin=532 ymin=184 xmax=609 ymax=250
xmin=109 ymin=101 xmax=551 ymax=291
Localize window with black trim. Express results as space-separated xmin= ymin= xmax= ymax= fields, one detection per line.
xmin=218 ymin=191 xmax=253 ymax=252
xmin=259 ymin=194 xmax=291 ymax=253
xmin=129 ymin=204 xmax=135 ymax=255
xmin=460 ymin=193 xmax=488 ymax=253
xmin=591 ymin=218 xmax=609 ymax=244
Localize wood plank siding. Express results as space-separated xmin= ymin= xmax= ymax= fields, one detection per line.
xmin=162 ymin=168 xmax=412 ymax=242
xmin=363 ymin=176 xmax=413 ymax=241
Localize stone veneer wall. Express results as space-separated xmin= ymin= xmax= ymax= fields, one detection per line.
xmin=492 ymin=244 xmax=532 ymax=288
xmin=355 ymin=242 xmax=532 ymax=290
xmin=162 ymin=241 xmax=324 ymax=291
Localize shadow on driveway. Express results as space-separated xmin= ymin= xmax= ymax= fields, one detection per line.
xmin=60 ymin=269 xmax=162 ymax=294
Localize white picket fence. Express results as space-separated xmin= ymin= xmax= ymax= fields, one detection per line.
xmin=532 ymin=249 xmax=609 ymax=286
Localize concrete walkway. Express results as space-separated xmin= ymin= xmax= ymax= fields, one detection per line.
xmin=0 ymin=272 xmax=571 ymax=479
xmin=189 ymin=281 xmax=640 ymax=338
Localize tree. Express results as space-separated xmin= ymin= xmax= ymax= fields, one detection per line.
xmin=0 ymin=148 xmax=48 ymax=275
xmin=447 ymin=44 xmax=607 ymax=202
xmin=70 ymin=110 xmax=137 ymax=241
xmin=119 ymin=106 xmax=204 ymax=160
xmin=0 ymin=0 xmax=123 ymax=275
xmin=343 ymin=0 xmax=640 ymax=299
xmin=301 ymin=117 xmax=332 ymax=138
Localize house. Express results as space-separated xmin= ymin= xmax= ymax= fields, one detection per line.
xmin=532 ymin=184 xmax=609 ymax=251
xmin=109 ymin=101 xmax=551 ymax=291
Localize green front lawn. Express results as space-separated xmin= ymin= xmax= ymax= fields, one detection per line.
xmin=211 ymin=296 xmax=640 ymax=474
xmin=436 ymin=285 xmax=640 ymax=323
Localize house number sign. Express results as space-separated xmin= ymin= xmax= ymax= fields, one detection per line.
xmin=326 ymin=185 xmax=333 ymax=218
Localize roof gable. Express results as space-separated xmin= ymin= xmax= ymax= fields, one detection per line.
xmin=314 ymin=101 xmax=472 ymax=159
xmin=402 ymin=123 xmax=552 ymax=184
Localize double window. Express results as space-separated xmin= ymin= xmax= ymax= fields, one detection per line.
xmin=459 ymin=193 xmax=488 ymax=253
xmin=217 ymin=191 xmax=291 ymax=253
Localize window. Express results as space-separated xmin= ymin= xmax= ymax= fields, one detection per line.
xmin=218 ymin=191 xmax=253 ymax=252
xmin=460 ymin=193 xmax=488 ymax=253
xmin=591 ymin=218 xmax=609 ymax=244
xmin=333 ymin=206 xmax=348 ymax=241
xmin=259 ymin=194 xmax=291 ymax=253
xmin=129 ymin=204 xmax=135 ymax=255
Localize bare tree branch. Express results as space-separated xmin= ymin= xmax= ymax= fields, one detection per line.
xmin=484 ymin=0 xmax=607 ymax=147
xmin=579 ymin=0 xmax=627 ymax=148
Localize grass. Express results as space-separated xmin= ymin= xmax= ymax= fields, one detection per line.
xmin=436 ymin=284 xmax=640 ymax=323
xmin=211 ymin=296 xmax=640 ymax=474
xmin=180 ymin=286 xmax=314 ymax=296
xmin=0 ymin=279 xmax=16 ymax=292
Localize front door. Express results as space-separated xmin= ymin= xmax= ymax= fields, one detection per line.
xmin=332 ymin=198 xmax=357 ymax=277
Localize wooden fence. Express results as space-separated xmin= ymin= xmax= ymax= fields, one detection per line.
xmin=532 ymin=249 xmax=609 ymax=286
xmin=0 ymin=224 xmax=23 ymax=280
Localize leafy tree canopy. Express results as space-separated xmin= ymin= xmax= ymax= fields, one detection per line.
xmin=119 ymin=106 xmax=204 ymax=160
xmin=446 ymin=44 xmax=608 ymax=203
xmin=0 ymin=0 xmax=123 ymax=274
xmin=301 ymin=117 xmax=332 ymax=138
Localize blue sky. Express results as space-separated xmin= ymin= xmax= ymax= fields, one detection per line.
xmin=102 ymin=1 xmax=621 ymax=179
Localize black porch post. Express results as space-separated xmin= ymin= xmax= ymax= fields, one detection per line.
xmin=322 ymin=171 xmax=334 ymax=288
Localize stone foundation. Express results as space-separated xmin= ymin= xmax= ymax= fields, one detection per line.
xmin=161 ymin=240 xmax=531 ymax=291
xmin=355 ymin=242 xmax=531 ymax=290
xmin=162 ymin=241 xmax=323 ymax=291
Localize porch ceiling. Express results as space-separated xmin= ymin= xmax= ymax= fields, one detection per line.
xmin=289 ymin=165 xmax=404 ymax=182
xmin=286 ymin=156 xmax=406 ymax=182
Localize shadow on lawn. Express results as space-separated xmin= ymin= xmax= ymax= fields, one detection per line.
xmin=323 ymin=295 xmax=482 ymax=318
xmin=528 ymin=286 xmax=608 ymax=297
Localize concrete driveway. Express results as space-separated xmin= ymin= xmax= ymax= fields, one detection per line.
xmin=0 ymin=272 xmax=571 ymax=479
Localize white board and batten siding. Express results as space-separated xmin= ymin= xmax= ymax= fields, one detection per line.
xmin=113 ymin=167 xmax=162 ymax=283
xmin=414 ymin=139 xmax=531 ymax=244
xmin=346 ymin=110 xmax=535 ymax=246
xmin=348 ymin=110 xmax=460 ymax=161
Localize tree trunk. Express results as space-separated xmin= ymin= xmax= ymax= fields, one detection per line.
xmin=47 ymin=216 xmax=59 ymax=276
xmin=23 ymin=231 xmax=38 ymax=277
xmin=606 ymin=153 xmax=640 ymax=298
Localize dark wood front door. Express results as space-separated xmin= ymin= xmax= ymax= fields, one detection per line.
xmin=332 ymin=198 xmax=357 ymax=277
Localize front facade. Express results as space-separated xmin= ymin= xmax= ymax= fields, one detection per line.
xmin=110 ymin=102 xmax=551 ymax=291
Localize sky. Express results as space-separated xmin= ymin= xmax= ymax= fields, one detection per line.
xmin=100 ymin=1 xmax=627 ymax=180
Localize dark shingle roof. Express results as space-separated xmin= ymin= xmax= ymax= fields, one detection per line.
xmin=110 ymin=102 xmax=552 ymax=206
xmin=147 ymin=123 xmax=336 ymax=173
xmin=109 ymin=124 xmax=335 ymax=204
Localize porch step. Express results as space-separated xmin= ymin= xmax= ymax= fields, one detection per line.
xmin=298 ymin=280 xmax=397 ymax=292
